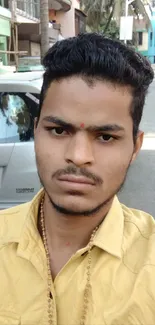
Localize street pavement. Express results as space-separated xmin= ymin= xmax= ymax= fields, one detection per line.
xmin=118 ymin=79 xmax=155 ymax=217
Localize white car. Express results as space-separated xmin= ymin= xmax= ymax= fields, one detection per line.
xmin=0 ymin=71 xmax=43 ymax=209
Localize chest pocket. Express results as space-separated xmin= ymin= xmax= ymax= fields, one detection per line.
xmin=0 ymin=311 xmax=20 ymax=324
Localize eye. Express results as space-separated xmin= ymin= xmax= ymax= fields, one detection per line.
xmin=98 ymin=134 xmax=114 ymax=142
xmin=51 ymin=127 xmax=67 ymax=135
xmin=46 ymin=127 xmax=68 ymax=136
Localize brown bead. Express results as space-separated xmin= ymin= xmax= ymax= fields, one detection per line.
xmin=40 ymin=194 xmax=100 ymax=325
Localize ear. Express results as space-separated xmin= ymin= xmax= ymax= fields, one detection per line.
xmin=131 ymin=130 xmax=144 ymax=163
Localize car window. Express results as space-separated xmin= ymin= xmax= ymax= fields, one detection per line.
xmin=0 ymin=94 xmax=7 ymax=143
xmin=0 ymin=92 xmax=39 ymax=143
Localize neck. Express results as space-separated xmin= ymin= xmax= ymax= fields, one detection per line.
xmin=41 ymin=193 xmax=113 ymax=253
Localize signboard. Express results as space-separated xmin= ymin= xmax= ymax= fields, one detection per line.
xmin=119 ymin=16 xmax=133 ymax=41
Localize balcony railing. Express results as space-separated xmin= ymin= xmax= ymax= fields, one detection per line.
xmin=16 ymin=0 xmax=40 ymax=19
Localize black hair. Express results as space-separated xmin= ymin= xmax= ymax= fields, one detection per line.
xmin=39 ymin=33 xmax=154 ymax=140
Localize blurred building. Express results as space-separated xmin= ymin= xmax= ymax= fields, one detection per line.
xmin=0 ymin=0 xmax=86 ymax=66
xmin=135 ymin=18 xmax=149 ymax=57
xmin=0 ymin=0 xmax=11 ymax=65
xmin=136 ymin=3 xmax=155 ymax=63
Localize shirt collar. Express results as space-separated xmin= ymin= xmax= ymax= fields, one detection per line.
xmin=0 ymin=190 xmax=124 ymax=259
xmin=93 ymin=196 xmax=124 ymax=258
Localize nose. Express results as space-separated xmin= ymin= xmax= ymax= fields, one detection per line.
xmin=65 ymin=132 xmax=94 ymax=167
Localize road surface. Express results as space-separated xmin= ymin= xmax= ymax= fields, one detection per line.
xmin=118 ymin=79 xmax=155 ymax=217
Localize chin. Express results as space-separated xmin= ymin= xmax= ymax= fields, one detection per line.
xmin=56 ymin=198 xmax=91 ymax=214
xmin=50 ymin=194 xmax=105 ymax=217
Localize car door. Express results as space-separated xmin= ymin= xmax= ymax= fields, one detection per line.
xmin=0 ymin=96 xmax=14 ymax=208
xmin=0 ymin=90 xmax=41 ymax=209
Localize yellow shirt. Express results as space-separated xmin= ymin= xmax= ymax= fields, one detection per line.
xmin=0 ymin=190 xmax=155 ymax=325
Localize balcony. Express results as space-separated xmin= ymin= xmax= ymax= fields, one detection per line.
xmin=16 ymin=0 xmax=71 ymax=22
xmin=16 ymin=0 xmax=40 ymax=21
xmin=48 ymin=0 xmax=72 ymax=12
xmin=18 ymin=21 xmax=61 ymax=43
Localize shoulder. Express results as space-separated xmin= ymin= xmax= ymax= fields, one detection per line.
xmin=120 ymin=203 xmax=155 ymax=271
xmin=121 ymin=203 xmax=155 ymax=238
xmin=0 ymin=201 xmax=31 ymax=218
xmin=0 ymin=189 xmax=43 ymax=245
xmin=0 ymin=202 xmax=32 ymax=244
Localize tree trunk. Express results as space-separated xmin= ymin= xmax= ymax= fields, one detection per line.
xmin=40 ymin=0 xmax=49 ymax=61
xmin=103 ymin=2 xmax=115 ymax=33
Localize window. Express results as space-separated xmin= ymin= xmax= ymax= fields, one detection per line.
xmin=0 ymin=0 xmax=9 ymax=8
xmin=17 ymin=0 xmax=40 ymax=19
xmin=17 ymin=0 xmax=25 ymax=11
xmin=4 ymin=0 xmax=9 ymax=8
xmin=75 ymin=9 xmax=86 ymax=36
xmin=138 ymin=32 xmax=143 ymax=46
xmin=0 ymin=92 xmax=39 ymax=143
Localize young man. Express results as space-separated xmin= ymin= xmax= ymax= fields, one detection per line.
xmin=0 ymin=33 xmax=154 ymax=325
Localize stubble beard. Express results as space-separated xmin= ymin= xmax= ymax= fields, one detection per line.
xmin=37 ymin=165 xmax=130 ymax=218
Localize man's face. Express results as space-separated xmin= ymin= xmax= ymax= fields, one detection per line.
xmin=34 ymin=77 xmax=143 ymax=215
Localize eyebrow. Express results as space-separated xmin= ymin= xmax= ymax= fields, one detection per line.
xmin=42 ymin=115 xmax=125 ymax=133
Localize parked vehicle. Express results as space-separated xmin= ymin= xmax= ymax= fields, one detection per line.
xmin=0 ymin=71 xmax=43 ymax=209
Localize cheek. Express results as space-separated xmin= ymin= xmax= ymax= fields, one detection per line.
xmin=35 ymin=137 xmax=64 ymax=173
xmin=96 ymin=144 xmax=133 ymax=178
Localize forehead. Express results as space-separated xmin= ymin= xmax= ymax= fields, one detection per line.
xmin=41 ymin=77 xmax=133 ymax=125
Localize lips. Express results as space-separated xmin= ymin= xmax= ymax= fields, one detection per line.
xmin=57 ymin=175 xmax=95 ymax=185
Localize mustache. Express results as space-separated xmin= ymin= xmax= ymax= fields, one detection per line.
xmin=52 ymin=166 xmax=103 ymax=185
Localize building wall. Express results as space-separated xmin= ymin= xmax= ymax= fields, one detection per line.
xmin=57 ymin=11 xmax=74 ymax=37
xmin=56 ymin=0 xmax=80 ymax=37
xmin=0 ymin=6 xmax=11 ymax=65
xmin=147 ymin=11 xmax=155 ymax=63
xmin=0 ymin=35 xmax=7 ymax=64
xmin=137 ymin=31 xmax=148 ymax=52
xmin=18 ymin=40 xmax=30 ymax=55
xmin=18 ymin=40 xmax=40 ymax=56
xmin=135 ymin=18 xmax=149 ymax=57
xmin=30 ymin=42 xmax=40 ymax=56
xmin=0 ymin=15 xmax=10 ymax=36
xmin=16 ymin=13 xmax=39 ymax=23
xmin=0 ymin=2 xmax=41 ymax=65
